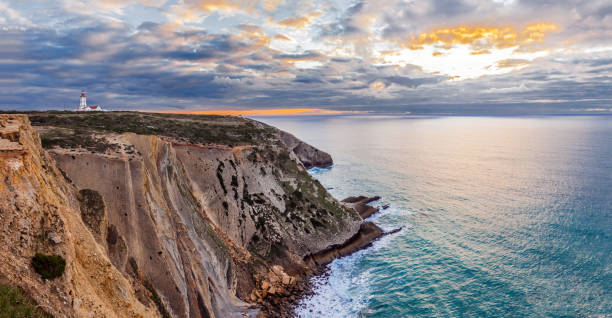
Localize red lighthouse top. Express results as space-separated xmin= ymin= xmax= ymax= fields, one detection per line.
xmin=81 ymin=90 xmax=86 ymax=97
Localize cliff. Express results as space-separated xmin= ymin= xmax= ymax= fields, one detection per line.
xmin=0 ymin=115 xmax=158 ymax=317
xmin=0 ymin=112 xmax=380 ymax=317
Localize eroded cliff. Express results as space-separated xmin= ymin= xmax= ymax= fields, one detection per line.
xmin=0 ymin=114 xmax=159 ymax=318
xmin=0 ymin=112 xmax=380 ymax=318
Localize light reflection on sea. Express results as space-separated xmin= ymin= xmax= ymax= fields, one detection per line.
xmin=254 ymin=115 xmax=612 ymax=317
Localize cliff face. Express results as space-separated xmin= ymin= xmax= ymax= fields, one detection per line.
xmin=0 ymin=112 xmax=367 ymax=317
xmin=50 ymin=134 xmax=254 ymax=318
xmin=0 ymin=115 xmax=159 ymax=318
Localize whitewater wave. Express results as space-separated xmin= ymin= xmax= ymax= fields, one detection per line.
xmin=296 ymin=231 xmax=399 ymax=317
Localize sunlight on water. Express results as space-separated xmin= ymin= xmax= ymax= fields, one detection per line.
xmin=256 ymin=115 xmax=612 ymax=317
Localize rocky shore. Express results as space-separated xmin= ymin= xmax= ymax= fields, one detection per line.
xmin=254 ymin=224 xmax=401 ymax=318
xmin=259 ymin=196 xmax=401 ymax=317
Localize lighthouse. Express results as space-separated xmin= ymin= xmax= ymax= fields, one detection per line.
xmin=79 ymin=90 xmax=87 ymax=110
xmin=76 ymin=90 xmax=103 ymax=111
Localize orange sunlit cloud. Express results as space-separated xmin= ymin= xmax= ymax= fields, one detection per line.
xmin=378 ymin=23 xmax=559 ymax=80
xmin=497 ymin=58 xmax=531 ymax=69
xmin=168 ymin=0 xmax=254 ymax=24
xmin=262 ymin=0 xmax=284 ymax=12
xmin=196 ymin=0 xmax=240 ymax=12
xmin=276 ymin=11 xmax=322 ymax=28
xmin=274 ymin=34 xmax=292 ymax=41
xmin=369 ymin=81 xmax=386 ymax=91
xmin=405 ymin=23 xmax=558 ymax=51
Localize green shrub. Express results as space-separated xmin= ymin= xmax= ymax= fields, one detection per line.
xmin=32 ymin=253 xmax=66 ymax=279
xmin=143 ymin=280 xmax=171 ymax=318
xmin=0 ymin=284 xmax=52 ymax=318
xmin=128 ymin=257 xmax=139 ymax=274
xmin=125 ymin=257 xmax=171 ymax=318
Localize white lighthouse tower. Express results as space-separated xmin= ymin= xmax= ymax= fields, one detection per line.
xmin=79 ymin=90 xmax=87 ymax=110
xmin=77 ymin=90 xmax=103 ymax=111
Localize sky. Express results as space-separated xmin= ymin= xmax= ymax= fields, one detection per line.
xmin=0 ymin=0 xmax=611 ymax=114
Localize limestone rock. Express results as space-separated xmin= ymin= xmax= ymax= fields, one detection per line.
xmin=261 ymin=281 xmax=270 ymax=291
xmin=48 ymin=231 xmax=62 ymax=244
xmin=281 ymin=274 xmax=291 ymax=286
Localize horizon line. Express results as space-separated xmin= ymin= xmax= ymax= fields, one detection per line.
xmin=142 ymin=108 xmax=368 ymax=116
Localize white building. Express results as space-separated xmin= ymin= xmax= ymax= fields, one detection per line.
xmin=77 ymin=90 xmax=103 ymax=111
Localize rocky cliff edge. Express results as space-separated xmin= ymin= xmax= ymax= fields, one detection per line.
xmin=0 ymin=112 xmax=381 ymax=318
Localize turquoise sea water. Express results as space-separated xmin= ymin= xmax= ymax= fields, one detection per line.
xmin=255 ymin=115 xmax=612 ymax=318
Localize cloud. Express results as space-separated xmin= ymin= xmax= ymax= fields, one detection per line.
xmin=0 ymin=1 xmax=33 ymax=26
xmin=276 ymin=11 xmax=322 ymax=28
xmin=194 ymin=0 xmax=241 ymax=12
xmin=482 ymin=83 xmax=533 ymax=93
xmin=276 ymin=50 xmax=327 ymax=66
xmin=383 ymin=76 xmax=442 ymax=88
xmin=165 ymin=0 xmax=249 ymax=24
xmin=273 ymin=34 xmax=291 ymax=41
xmin=262 ymin=0 xmax=284 ymax=12
xmin=497 ymin=58 xmax=531 ymax=69
xmin=0 ymin=0 xmax=611 ymax=114
xmin=317 ymin=1 xmax=365 ymax=37
xmin=403 ymin=24 xmax=559 ymax=51
xmin=375 ymin=23 xmax=560 ymax=79
xmin=294 ymin=74 xmax=324 ymax=84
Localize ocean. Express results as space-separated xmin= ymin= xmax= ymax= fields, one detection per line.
xmin=254 ymin=115 xmax=612 ymax=318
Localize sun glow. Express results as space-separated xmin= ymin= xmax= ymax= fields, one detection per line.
xmin=381 ymin=44 xmax=550 ymax=80
xmin=377 ymin=24 xmax=558 ymax=80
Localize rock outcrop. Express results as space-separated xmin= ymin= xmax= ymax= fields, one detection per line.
xmin=342 ymin=196 xmax=381 ymax=219
xmin=277 ymin=131 xmax=333 ymax=169
xmin=0 ymin=112 xmax=379 ymax=318
xmin=304 ymin=222 xmax=384 ymax=266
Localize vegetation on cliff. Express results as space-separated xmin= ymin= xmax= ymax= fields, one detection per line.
xmin=3 ymin=111 xmax=277 ymax=148
xmin=31 ymin=253 xmax=66 ymax=280
xmin=127 ymin=257 xmax=172 ymax=318
xmin=0 ymin=283 xmax=52 ymax=318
